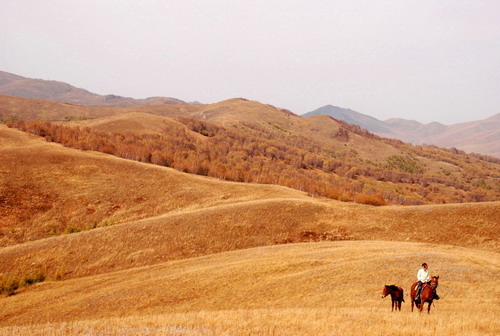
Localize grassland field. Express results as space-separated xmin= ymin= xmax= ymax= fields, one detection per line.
xmin=0 ymin=121 xmax=498 ymax=336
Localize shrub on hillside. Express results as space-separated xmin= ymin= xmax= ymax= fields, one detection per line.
xmin=0 ymin=277 xmax=19 ymax=296
xmin=19 ymin=270 xmax=46 ymax=287
xmin=0 ymin=271 xmax=45 ymax=296
xmin=385 ymin=154 xmax=424 ymax=174
xmin=338 ymin=194 xmax=353 ymax=202
xmin=354 ymin=193 xmax=386 ymax=206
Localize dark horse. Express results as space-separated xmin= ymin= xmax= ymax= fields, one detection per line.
xmin=410 ymin=276 xmax=439 ymax=313
xmin=382 ymin=285 xmax=405 ymax=311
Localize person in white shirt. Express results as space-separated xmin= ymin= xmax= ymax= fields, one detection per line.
xmin=417 ymin=263 xmax=431 ymax=284
xmin=416 ymin=263 xmax=440 ymax=300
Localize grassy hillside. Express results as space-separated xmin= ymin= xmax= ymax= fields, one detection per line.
xmin=1 ymin=195 xmax=497 ymax=281
xmin=0 ymin=124 xmax=306 ymax=247
xmin=5 ymin=98 xmax=500 ymax=205
xmin=66 ymin=111 xmax=192 ymax=134
xmin=0 ymin=241 xmax=498 ymax=335
xmin=1 ymin=125 xmax=498 ymax=283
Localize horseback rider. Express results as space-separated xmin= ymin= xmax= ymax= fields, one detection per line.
xmin=416 ymin=263 xmax=440 ymax=301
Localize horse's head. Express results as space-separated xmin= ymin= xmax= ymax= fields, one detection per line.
xmin=431 ymin=275 xmax=439 ymax=287
xmin=382 ymin=285 xmax=394 ymax=298
xmin=382 ymin=285 xmax=390 ymax=298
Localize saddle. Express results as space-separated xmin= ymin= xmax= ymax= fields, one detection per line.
xmin=415 ymin=282 xmax=427 ymax=301
xmin=416 ymin=282 xmax=439 ymax=302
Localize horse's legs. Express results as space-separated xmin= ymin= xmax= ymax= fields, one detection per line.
xmin=391 ymin=299 xmax=394 ymax=311
xmin=411 ymin=299 xmax=414 ymax=312
xmin=427 ymin=302 xmax=431 ymax=314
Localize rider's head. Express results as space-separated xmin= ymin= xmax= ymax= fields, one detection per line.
xmin=422 ymin=263 xmax=428 ymax=269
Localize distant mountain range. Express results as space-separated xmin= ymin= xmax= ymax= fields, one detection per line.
xmin=0 ymin=70 xmax=185 ymax=107
xmin=304 ymin=105 xmax=499 ymax=157
xmin=1 ymin=70 xmax=498 ymax=157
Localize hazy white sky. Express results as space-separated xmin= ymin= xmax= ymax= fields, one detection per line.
xmin=1 ymin=0 xmax=499 ymax=124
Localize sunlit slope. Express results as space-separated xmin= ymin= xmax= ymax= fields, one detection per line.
xmin=67 ymin=111 xmax=190 ymax=134
xmin=0 ymin=241 xmax=498 ymax=333
xmin=1 ymin=195 xmax=498 ymax=282
xmin=0 ymin=124 xmax=308 ymax=246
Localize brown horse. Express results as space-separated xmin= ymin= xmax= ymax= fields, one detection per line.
xmin=410 ymin=276 xmax=439 ymax=313
xmin=382 ymin=285 xmax=405 ymax=311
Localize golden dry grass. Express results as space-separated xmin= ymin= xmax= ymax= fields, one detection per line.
xmin=1 ymin=122 xmax=499 ymax=335
xmin=1 ymin=197 xmax=498 ymax=282
xmin=0 ymin=241 xmax=498 ymax=335
xmin=66 ymin=112 xmax=189 ymax=134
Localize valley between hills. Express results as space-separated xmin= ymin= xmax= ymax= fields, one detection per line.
xmin=0 ymin=92 xmax=499 ymax=335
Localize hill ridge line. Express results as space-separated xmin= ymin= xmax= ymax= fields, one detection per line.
xmin=129 ymin=197 xmax=319 ymax=224
xmin=0 ymin=197 xmax=321 ymax=254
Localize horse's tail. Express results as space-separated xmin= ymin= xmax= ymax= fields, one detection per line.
xmin=399 ymin=287 xmax=405 ymax=302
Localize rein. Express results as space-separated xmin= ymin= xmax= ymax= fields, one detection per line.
xmin=430 ymin=278 xmax=439 ymax=289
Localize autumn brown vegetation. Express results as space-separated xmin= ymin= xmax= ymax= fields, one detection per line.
xmin=8 ymin=115 xmax=499 ymax=206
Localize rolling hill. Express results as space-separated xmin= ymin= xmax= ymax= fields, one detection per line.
xmin=0 ymin=70 xmax=185 ymax=107
xmin=1 ymin=122 xmax=499 ymax=335
xmin=0 ymin=124 xmax=307 ymax=247
xmin=1 ymin=125 xmax=498 ymax=279
xmin=2 ymin=94 xmax=500 ymax=207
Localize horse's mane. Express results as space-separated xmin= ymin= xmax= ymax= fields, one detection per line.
xmin=385 ymin=285 xmax=399 ymax=290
